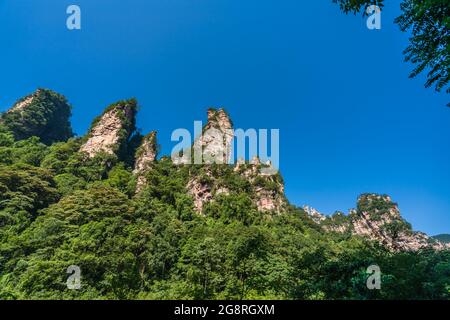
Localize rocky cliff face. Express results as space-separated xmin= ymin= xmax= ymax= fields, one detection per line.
xmin=79 ymin=99 xmax=137 ymax=158
xmin=187 ymin=174 xmax=215 ymax=213
xmin=235 ymin=156 xmax=286 ymax=213
xmin=187 ymin=110 xmax=286 ymax=214
xmin=2 ymin=89 xmax=447 ymax=254
xmin=193 ymin=108 xmax=233 ymax=164
xmin=313 ymin=194 xmax=450 ymax=252
xmin=133 ymin=131 xmax=157 ymax=192
xmin=303 ymin=206 xmax=326 ymax=223
xmin=351 ymin=194 xmax=449 ymax=251
xmin=6 ymin=91 xmax=38 ymax=114
xmin=0 ymin=88 xmax=73 ymax=144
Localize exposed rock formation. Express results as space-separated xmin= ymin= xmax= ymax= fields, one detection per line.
xmin=193 ymin=108 xmax=233 ymax=164
xmin=133 ymin=131 xmax=157 ymax=192
xmin=315 ymin=194 xmax=450 ymax=252
xmin=187 ymin=110 xmax=286 ymax=214
xmin=351 ymin=194 xmax=449 ymax=251
xmin=187 ymin=158 xmax=286 ymax=214
xmin=254 ymin=186 xmax=285 ymax=212
xmin=0 ymin=88 xmax=73 ymax=144
xmin=235 ymin=156 xmax=287 ymax=213
xmin=6 ymin=91 xmax=38 ymax=114
xmin=187 ymin=175 xmax=214 ymax=213
xmin=303 ymin=206 xmax=326 ymax=224
xmin=79 ymin=99 xmax=137 ymax=158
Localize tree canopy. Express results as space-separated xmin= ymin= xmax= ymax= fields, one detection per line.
xmin=333 ymin=0 xmax=449 ymax=106
xmin=0 ymin=125 xmax=448 ymax=300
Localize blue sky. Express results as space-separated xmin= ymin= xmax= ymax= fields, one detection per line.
xmin=0 ymin=0 xmax=449 ymax=235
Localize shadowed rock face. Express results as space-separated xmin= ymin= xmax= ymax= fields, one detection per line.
xmin=314 ymin=194 xmax=450 ymax=252
xmin=133 ymin=131 xmax=157 ymax=192
xmin=79 ymin=100 xmax=136 ymax=158
xmin=0 ymin=88 xmax=73 ymax=144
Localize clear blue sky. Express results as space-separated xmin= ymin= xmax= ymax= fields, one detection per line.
xmin=0 ymin=0 xmax=448 ymax=235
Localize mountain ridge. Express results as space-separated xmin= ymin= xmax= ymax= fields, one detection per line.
xmin=1 ymin=89 xmax=447 ymax=252
xmin=0 ymin=89 xmax=449 ymax=300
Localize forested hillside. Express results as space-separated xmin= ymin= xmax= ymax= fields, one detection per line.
xmin=0 ymin=90 xmax=449 ymax=300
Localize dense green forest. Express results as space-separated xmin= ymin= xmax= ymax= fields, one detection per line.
xmin=0 ymin=90 xmax=449 ymax=300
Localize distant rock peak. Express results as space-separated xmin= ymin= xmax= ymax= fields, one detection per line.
xmin=315 ymin=193 xmax=450 ymax=252
xmin=303 ymin=206 xmax=327 ymax=223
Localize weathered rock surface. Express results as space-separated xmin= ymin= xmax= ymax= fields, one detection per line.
xmin=187 ymin=175 xmax=214 ymax=213
xmin=237 ymin=157 xmax=286 ymax=213
xmin=80 ymin=100 xmax=136 ymax=158
xmin=303 ymin=206 xmax=326 ymax=224
xmin=187 ymin=110 xmax=286 ymax=214
xmin=193 ymin=108 xmax=233 ymax=164
xmin=6 ymin=91 xmax=38 ymax=114
xmin=314 ymin=194 xmax=450 ymax=252
xmin=133 ymin=131 xmax=157 ymax=192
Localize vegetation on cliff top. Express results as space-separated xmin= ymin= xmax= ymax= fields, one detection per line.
xmin=0 ymin=89 xmax=73 ymax=144
xmin=0 ymin=93 xmax=449 ymax=300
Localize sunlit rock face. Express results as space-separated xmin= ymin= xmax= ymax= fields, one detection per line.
xmin=7 ymin=92 xmax=37 ymax=114
xmin=186 ymin=110 xmax=286 ymax=214
xmin=351 ymin=194 xmax=449 ymax=251
xmin=193 ymin=108 xmax=233 ymax=165
xmin=133 ymin=131 xmax=157 ymax=192
xmin=303 ymin=206 xmax=327 ymax=224
xmin=237 ymin=157 xmax=286 ymax=214
xmin=79 ymin=100 xmax=136 ymax=158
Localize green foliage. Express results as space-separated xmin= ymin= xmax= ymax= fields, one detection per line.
xmin=382 ymin=220 xmax=412 ymax=238
xmin=0 ymin=89 xmax=73 ymax=144
xmin=0 ymin=127 xmax=448 ymax=300
xmin=41 ymin=138 xmax=82 ymax=175
xmin=395 ymin=0 xmax=449 ymax=103
xmin=204 ymin=193 xmax=258 ymax=225
xmin=332 ymin=0 xmax=384 ymax=15
xmin=334 ymin=0 xmax=449 ymax=106
xmin=0 ymin=164 xmax=60 ymax=240
xmin=321 ymin=211 xmax=353 ymax=235
xmin=357 ymin=194 xmax=396 ymax=220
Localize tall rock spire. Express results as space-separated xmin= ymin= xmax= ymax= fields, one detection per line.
xmin=79 ymin=99 xmax=137 ymax=158
xmin=193 ymin=108 xmax=233 ymax=164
